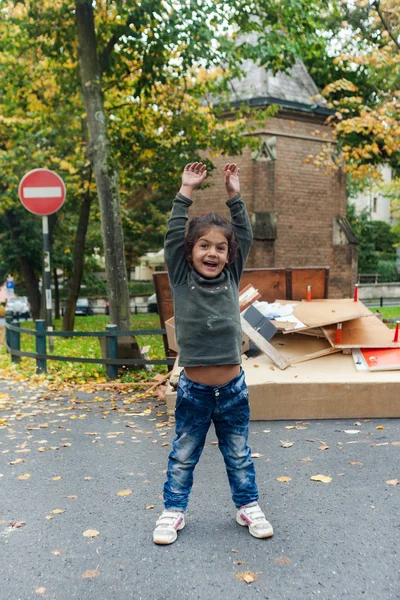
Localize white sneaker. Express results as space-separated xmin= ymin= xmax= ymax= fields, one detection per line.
xmin=236 ymin=502 xmax=274 ymax=539
xmin=153 ymin=510 xmax=185 ymax=545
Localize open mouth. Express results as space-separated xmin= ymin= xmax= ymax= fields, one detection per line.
xmin=203 ymin=261 xmax=218 ymax=271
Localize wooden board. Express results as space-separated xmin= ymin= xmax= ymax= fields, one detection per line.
xmin=276 ymin=299 xmax=373 ymax=332
xmin=322 ymin=316 xmax=400 ymax=349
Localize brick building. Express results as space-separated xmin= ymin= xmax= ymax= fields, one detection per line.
xmin=191 ymin=60 xmax=358 ymax=298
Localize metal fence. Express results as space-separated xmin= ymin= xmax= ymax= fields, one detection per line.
xmin=4 ymin=318 xmax=175 ymax=380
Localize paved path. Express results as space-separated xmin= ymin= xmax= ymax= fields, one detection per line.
xmin=1 ymin=378 xmax=399 ymax=600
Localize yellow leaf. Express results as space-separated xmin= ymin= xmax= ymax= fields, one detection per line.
xmin=117 ymin=489 xmax=132 ymax=497
xmin=235 ymin=571 xmax=258 ymax=584
xmin=52 ymin=476 xmax=62 ymax=481
xmin=277 ymin=476 xmax=292 ymax=483
xmin=35 ymin=588 xmax=46 ymax=595
xmin=81 ymin=570 xmax=100 ymax=578
xmin=386 ymin=479 xmax=399 ymax=486
xmin=17 ymin=474 xmax=31 ymax=480
xmin=145 ymin=505 xmax=155 ymax=510
xmin=311 ymin=474 xmax=332 ymax=483
xmin=376 ymin=425 xmax=385 ymax=430
xmin=83 ymin=529 xmax=99 ymax=537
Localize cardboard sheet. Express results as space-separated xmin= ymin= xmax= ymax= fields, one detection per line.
xmin=276 ymin=299 xmax=373 ymax=332
xmin=322 ymin=315 xmax=400 ymax=349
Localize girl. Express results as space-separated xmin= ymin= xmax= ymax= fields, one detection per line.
xmin=153 ymin=162 xmax=273 ymax=544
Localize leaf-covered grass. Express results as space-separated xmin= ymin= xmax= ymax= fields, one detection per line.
xmin=0 ymin=314 xmax=168 ymax=384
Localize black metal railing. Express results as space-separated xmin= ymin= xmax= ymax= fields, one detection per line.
xmin=4 ymin=318 xmax=175 ymax=380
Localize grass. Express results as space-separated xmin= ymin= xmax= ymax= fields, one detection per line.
xmin=0 ymin=314 xmax=168 ymax=384
xmin=371 ymin=306 xmax=400 ymax=324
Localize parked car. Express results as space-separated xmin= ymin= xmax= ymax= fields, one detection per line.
xmin=5 ymin=296 xmax=31 ymax=319
xmin=75 ymin=298 xmax=94 ymax=316
xmin=147 ymin=293 xmax=158 ymax=314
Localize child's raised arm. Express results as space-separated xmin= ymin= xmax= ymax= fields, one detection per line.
xmin=224 ymin=163 xmax=253 ymax=283
xmin=164 ymin=163 xmax=207 ymax=287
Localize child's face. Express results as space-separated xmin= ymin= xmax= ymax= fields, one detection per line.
xmin=191 ymin=227 xmax=229 ymax=278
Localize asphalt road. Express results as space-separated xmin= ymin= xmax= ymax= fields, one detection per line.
xmin=1 ymin=378 xmax=399 ymax=600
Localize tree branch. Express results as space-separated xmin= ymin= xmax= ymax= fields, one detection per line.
xmin=372 ymin=0 xmax=400 ymax=51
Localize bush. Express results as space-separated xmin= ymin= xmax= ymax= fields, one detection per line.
xmin=377 ymin=260 xmax=399 ymax=283
xmin=128 ymin=281 xmax=154 ymax=296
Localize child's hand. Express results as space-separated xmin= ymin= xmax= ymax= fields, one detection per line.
xmin=224 ymin=163 xmax=240 ymax=199
xmin=179 ymin=162 xmax=207 ymax=198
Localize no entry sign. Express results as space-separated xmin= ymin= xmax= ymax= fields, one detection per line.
xmin=18 ymin=168 xmax=66 ymax=216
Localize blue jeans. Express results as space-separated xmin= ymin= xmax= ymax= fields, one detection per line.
xmin=163 ymin=369 xmax=258 ymax=511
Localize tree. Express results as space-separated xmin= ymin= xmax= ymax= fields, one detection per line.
xmin=303 ymin=0 xmax=400 ymax=183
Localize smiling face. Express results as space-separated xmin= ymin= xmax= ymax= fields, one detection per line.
xmin=191 ymin=227 xmax=229 ymax=278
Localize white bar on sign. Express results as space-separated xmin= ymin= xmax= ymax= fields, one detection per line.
xmin=23 ymin=187 xmax=62 ymax=198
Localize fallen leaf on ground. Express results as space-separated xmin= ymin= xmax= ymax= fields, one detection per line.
xmin=146 ymin=505 xmax=155 ymax=510
xmin=9 ymin=521 xmax=25 ymax=528
xmin=235 ymin=571 xmax=258 ymax=584
xmin=52 ymin=549 xmax=66 ymax=556
xmin=35 ymin=588 xmax=46 ymax=595
xmin=83 ymin=529 xmax=99 ymax=537
xmin=274 ymin=557 xmax=292 ymax=565
xmin=81 ymin=570 xmax=100 ymax=578
xmin=344 ymin=430 xmax=360 ymax=434
xmin=262 ymin=429 xmax=271 ymax=433
xmin=386 ymin=479 xmax=399 ymax=486
xmin=52 ymin=509 xmax=65 ymax=514
xmin=298 ymin=457 xmax=312 ymax=462
xmin=318 ymin=445 xmax=329 ymax=451
xmin=350 ymin=461 xmax=362 ymax=465
xmin=280 ymin=440 xmax=293 ymax=448
xmin=311 ymin=474 xmax=332 ymax=483
xmin=391 ymin=442 xmax=400 ymax=446
xmin=211 ymin=441 xmax=218 ymax=446
xmin=117 ymin=489 xmax=132 ymax=497
xmin=17 ymin=474 xmax=31 ymax=480
xmin=52 ymin=476 xmax=62 ymax=481
xmin=376 ymin=425 xmax=385 ymax=430
xmin=277 ymin=476 xmax=292 ymax=483
xmin=251 ymin=453 xmax=263 ymax=458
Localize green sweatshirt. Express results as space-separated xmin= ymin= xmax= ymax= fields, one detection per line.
xmin=164 ymin=192 xmax=253 ymax=367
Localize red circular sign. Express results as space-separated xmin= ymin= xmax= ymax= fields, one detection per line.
xmin=18 ymin=169 xmax=66 ymax=216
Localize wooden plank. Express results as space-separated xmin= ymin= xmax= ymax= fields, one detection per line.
xmin=240 ymin=316 xmax=290 ymax=370
xmin=291 ymin=267 xmax=329 ymax=301
xmin=322 ymin=315 xmax=400 ymax=349
xmin=289 ymin=347 xmax=342 ymax=365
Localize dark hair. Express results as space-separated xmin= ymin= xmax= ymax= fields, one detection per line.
xmin=184 ymin=212 xmax=238 ymax=264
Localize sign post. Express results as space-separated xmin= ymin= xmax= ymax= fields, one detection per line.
xmin=18 ymin=169 xmax=66 ymax=350
xmin=5 ymin=277 xmax=15 ymax=299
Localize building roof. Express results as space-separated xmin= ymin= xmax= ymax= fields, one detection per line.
xmin=221 ymin=34 xmax=331 ymax=116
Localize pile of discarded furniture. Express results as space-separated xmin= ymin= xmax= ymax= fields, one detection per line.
xmin=153 ymin=269 xmax=400 ymax=420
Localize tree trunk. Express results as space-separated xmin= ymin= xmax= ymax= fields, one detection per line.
xmin=6 ymin=210 xmax=41 ymax=319
xmin=62 ymin=190 xmax=93 ymax=331
xmin=75 ymin=1 xmax=139 ymax=362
